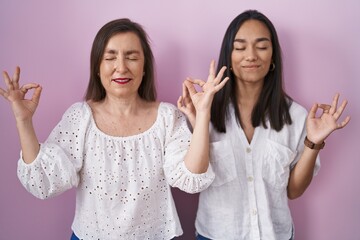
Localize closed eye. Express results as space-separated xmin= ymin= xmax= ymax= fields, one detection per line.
xmin=126 ymin=56 xmax=139 ymax=61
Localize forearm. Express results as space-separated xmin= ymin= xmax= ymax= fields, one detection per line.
xmin=16 ymin=119 xmax=40 ymax=164
xmin=184 ymin=111 xmax=210 ymax=173
xmin=287 ymin=147 xmax=319 ymax=199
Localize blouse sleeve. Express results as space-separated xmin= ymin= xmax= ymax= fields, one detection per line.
xmin=161 ymin=103 xmax=215 ymax=194
xmin=17 ymin=102 xmax=89 ymax=199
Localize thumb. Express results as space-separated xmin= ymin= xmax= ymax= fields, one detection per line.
xmin=31 ymin=85 xmax=42 ymax=104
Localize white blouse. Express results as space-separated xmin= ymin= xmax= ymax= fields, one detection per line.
xmin=17 ymin=102 xmax=214 ymax=240
xmin=195 ymin=101 xmax=320 ymax=240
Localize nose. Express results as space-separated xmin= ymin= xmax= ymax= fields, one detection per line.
xmin=114 ymin=57 xmax=127 ymax=73
xmin=245 ymin=47 xmax=258 ymax=61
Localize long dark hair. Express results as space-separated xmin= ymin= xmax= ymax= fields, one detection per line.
xmin=85 ymin=18 xmax=156 ymax=101
xmin=212 ymin=10 xmax=292 ymax=132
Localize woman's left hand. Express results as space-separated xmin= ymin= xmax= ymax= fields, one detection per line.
xmin=306 ymin=93 xmax=350 ymax=144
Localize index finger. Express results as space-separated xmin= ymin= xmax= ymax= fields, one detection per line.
xmin=184 ymin=79 xmax=198 ymax=96
xmin=318 ymin=104 xmax=331 ymax=112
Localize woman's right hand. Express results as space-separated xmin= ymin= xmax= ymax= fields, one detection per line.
xmin=0 ymin=66 xmax=42 ymax=122
xmin=177 ymin=60 xmax=229 ymax=128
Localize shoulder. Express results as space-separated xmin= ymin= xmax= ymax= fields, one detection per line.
xmin=158 ymin=102 xmax=188 ymax=125
xmin=62 ymin=101 xmax=91 ymax=121
xmin=289 ymin=101 xmax=308 ymax=119
xmin=159 ymin=102 xmax=182 ymax=116
xmin=286 ymin=101 xmax=308 ymax=131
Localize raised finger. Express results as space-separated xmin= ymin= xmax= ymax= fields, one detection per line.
xmin=214 ymin=77 xmax=229 ymax=92
xmin=214 ymin=66 xmax=227 ymax=85
xmin=336 ymin=116 xmax=351 ymax=129
xmin=2 ymin=70 xmax=14 ymax=90
xmin=208 ymin=60 xmax=216 ymax=79
xmin=332 ymin=99 xmax=348 ymax=120
xmin=12 ymin=66 xmax=21 ymax=89
xmin=329 ymin=93 xmax=339 ymax=115
xmin=0 ymin=87 xmax=8 ymax=98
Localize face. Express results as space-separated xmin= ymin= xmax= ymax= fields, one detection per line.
xmin=99 ymin=32 xmax=145 ymax=99
xmin=231 ymin=20 xmax=273 ymax=84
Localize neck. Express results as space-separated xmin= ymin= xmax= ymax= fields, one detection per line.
xmin=102 ymin=94 xmax=144 ymax=116
xmin=236 ymin=82 xmax=263 ymax=109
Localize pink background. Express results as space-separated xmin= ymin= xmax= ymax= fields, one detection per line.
xmin=1 ymin=1 xmax=359 ymax=239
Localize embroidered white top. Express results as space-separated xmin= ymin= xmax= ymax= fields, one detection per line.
xmin=17 ymin=102 xmax=215 ymax=240
xmin=195 ymin=101 xmax=320 ymax=240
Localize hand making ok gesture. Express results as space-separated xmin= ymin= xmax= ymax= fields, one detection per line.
xmin=0 ymin=66 xmax=42 ymax=122
xmin=177 ymin=60 xmax=229 ymax=128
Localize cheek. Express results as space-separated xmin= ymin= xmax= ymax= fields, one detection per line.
xmin=100 ymin=61 xmax=114 ymax=73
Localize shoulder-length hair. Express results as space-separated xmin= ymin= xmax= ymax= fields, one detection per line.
xmin=85 ymin=18 xmax=156 ymax=101
xmin=212 ymin=9 xmax=292 ymax=133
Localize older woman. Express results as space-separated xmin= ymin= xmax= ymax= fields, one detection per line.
xmin=0 ymin=19 xmax=227 ymax=240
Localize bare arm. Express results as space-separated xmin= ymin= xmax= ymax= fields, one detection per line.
xmin=178 ymin=60 xmax=229 ymax=173
xmin=287 ymin=93 xmax=350 ymax=199
xmin=0 ymin=67 xmax=42 ymax=163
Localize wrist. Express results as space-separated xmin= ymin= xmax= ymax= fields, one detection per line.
xmin=195 ymin=111 xmax=210 ymax=120
xmin=304 ymin=136 xmax=325 ymax=150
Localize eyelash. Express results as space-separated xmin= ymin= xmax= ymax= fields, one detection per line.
xmin=234 ymin=47 xmax=268 ymax=51
xmin=104 ymin=57 xmax=138 ymax=61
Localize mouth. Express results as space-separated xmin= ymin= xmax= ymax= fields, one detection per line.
xmin=112 ymin=78 xmax=131 ymax=84
xmin=242 ymin=65 xmax=260 ymax=69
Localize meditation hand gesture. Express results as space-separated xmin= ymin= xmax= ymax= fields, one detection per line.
xmin=306 ymin=93 xmax=350 ymax=145
xmin=0 ymin=66 xmax=42 ymax=122
xmin=177 ymin=60 xmax=229 ymax=127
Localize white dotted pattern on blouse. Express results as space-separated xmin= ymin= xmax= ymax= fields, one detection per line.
xmin=17 ymin=102 xmax=215 ymax=240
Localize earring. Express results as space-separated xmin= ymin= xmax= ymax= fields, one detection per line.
xmin=270 ymin=62 xmax=275 ymax=71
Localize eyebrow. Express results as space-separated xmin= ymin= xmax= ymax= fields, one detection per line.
xmin=104 ymin=49 xmax=141 ymax=55
xmin=234 ymin=37 xmax=271 ymax=43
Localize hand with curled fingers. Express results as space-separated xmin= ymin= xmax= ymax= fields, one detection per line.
xmin=177 ymin=60 xmax=229 ymax=127
xmin=306 ymin=93 xmax=350 ymax=145
xmin=0 ymin=66 xmax=42 ymax=122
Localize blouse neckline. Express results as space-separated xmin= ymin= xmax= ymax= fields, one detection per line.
xmin=83 ymin=101 xmax=163 ymax=140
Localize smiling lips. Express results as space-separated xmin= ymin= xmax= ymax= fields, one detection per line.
xmin=112 ymin=78 xmax=131 ymax=84
xmin=243 ymin=65 xmax=260 ymax=69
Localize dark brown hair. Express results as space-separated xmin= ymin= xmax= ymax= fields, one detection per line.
xmin=212 ymin=10 xmax=292 ymax=132
xmin=85 ymin=18 xmax=156 ymax=101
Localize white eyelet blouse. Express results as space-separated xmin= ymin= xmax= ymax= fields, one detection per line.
xmin=17 ymin=102 xmax=215 ymax=240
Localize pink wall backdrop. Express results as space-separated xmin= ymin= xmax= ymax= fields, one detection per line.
xmin=1 ymin=1 xmax=359 ymax=239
